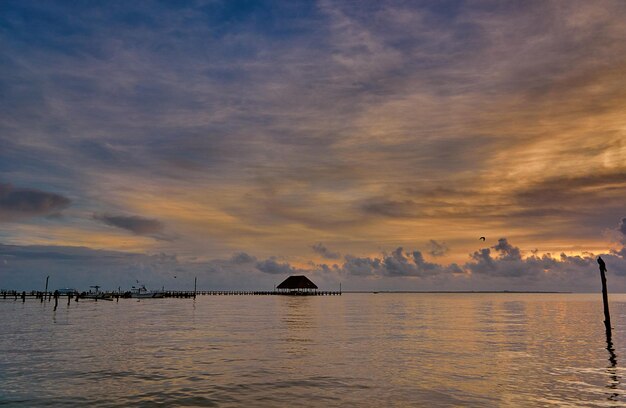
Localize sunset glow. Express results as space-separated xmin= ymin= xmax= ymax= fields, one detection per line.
xmin=1 ymin=0 xmax=625 ymax=291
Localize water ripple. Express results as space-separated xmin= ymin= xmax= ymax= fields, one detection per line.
xmin=2 ymin=294 xmax=626 ymax=406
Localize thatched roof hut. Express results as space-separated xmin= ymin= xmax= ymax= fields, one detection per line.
xmin=276 ymin=275 xmax=318 ymax=291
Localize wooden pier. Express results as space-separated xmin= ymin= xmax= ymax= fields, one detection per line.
xmin=175 ymin=290 xmax=341 ymax=296
xmin=0 ymin=289 xmax=342 ymax=302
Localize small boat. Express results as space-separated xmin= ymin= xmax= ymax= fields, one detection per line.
xmin=81 ymin=285 xmax=113 ymax=301
xmin=130 ymin=284 xmax=164 ymax=299
xmin=82 ymin=293 xmax=113 ymax=301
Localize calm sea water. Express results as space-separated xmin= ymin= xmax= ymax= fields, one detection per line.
xmin=1 ymin=293 xmax=626 ymax=407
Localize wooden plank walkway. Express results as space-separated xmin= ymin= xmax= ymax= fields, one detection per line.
xmin=170 ymin=290 xmax=341 ymax=296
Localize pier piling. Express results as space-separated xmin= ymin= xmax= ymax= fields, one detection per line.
xmin=598 ymin=256 xmax=612 ymax=340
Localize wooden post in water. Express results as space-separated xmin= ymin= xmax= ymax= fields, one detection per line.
xmin=44 ymin=275 xmax=49 ymax=303
xmin=194 ymin=277 xmax=197 ymax=299
xmin=598 ymin=256 xmax=612 ymax=340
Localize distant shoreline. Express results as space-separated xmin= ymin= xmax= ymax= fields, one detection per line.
xmin=344 ymin=291 xmax=572 ymax=294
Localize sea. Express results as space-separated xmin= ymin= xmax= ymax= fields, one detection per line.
xmin=1 ymin=293 xmax=626 ymax=407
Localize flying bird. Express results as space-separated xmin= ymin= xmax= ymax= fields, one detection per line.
xmin=479 ymin=237 xmax=486 ymax=241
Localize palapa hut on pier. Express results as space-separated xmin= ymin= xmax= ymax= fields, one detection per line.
xmin=276 ymin=275 xmax=318 ymax=295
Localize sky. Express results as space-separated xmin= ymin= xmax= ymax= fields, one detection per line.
xmin=1 ymin=0 xmax=625 ymax=292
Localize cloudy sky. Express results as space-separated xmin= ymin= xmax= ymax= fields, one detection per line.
xmin=1 ymin=0 xmax=625 ymax=291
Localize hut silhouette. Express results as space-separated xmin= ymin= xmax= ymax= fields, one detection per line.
xmin=276 ymin=275 xmax=318 ymax=295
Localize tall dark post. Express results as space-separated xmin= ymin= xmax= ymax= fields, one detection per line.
xmin=598 ymin=257 xmax=612 ymax=340
xmin=194 ymin=277 xmax=197 ymax=299
xmin=44 ymin=275 xmax=49 ymax=298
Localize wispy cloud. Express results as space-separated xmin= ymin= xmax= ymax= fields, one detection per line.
xmin=427 ymin=240 xmax=449 ymax=257
xmin=312 ymin=242 xmax=341 ymax=260
xmin=92 ymin=213 xmax=165 ymax=238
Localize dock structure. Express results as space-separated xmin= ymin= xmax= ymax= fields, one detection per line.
xmin=0 ymin=288 xmax=341 ymax=301
xmin=0 ymin=274 xmax=341 ymax=301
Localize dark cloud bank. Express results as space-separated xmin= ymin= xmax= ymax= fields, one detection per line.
xmin=309 ymin=220 xmax=626 ymax=291
xmin=2 ymin=220 xmax=626 ymax=292
xmin=255 ymin=257 xmax=297 ymax=275
xmin=332 ymin=236 xmax=624 ymax=281
xmin=0 ymin=245 xmax=301 ymax=291
xmin=0 ymin=183 xmax=70 ymax=221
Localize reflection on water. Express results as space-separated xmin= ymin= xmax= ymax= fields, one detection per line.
xmin=2 ymin=294 xmax=626 ymax=407
xmin=606 ymin=335 xmax=620 ymax=403
xmin=281 ymin=296 xmax=315 ymax=354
